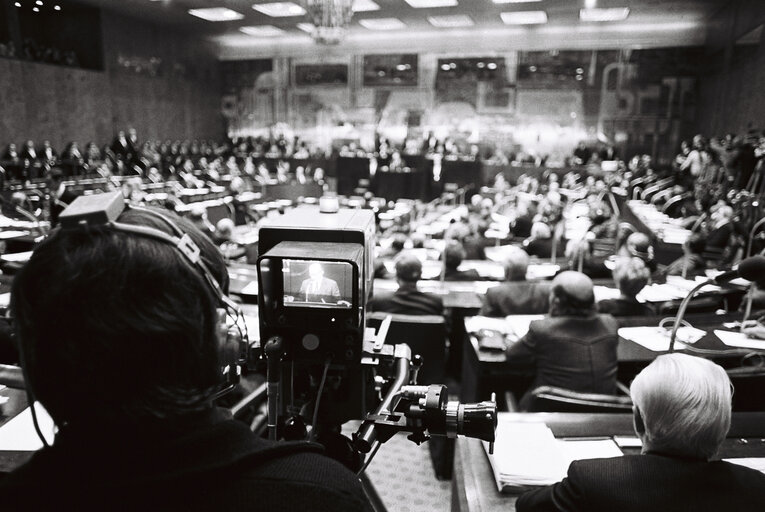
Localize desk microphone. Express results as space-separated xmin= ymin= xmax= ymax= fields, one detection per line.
xmin=669 ymin=256 xmax=765 ymax=352
xmin=712 ymin=256 xmax=765 ymax=284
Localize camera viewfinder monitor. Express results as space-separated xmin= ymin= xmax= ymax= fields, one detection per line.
xmin=283 ymin=260 xmax=353 ymax=309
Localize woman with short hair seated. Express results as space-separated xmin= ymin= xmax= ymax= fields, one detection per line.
xmin=597 ymin=257 xmax=656 ymax=317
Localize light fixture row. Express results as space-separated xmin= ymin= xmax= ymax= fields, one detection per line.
xmin=13 ymin=1 xmax=62 ymax=10
xmin=189 ymin=2 xmax=631 ymax=31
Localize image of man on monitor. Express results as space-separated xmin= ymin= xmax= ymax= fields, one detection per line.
xmin=299 ymin=262 xmax=341 ymax=303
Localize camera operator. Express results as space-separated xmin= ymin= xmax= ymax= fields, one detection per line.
xmin=1 ymin=206 xmax=370 ymax=511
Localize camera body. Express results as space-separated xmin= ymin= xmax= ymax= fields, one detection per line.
xmin=257 ymin=206 xmax=375 ymax=364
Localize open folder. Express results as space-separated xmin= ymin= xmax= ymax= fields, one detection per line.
xmin=482 ymin=418 xmax=622 ymax=493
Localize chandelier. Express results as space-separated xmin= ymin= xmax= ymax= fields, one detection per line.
xmin=301 ymin=0 xmax=354 ymax=45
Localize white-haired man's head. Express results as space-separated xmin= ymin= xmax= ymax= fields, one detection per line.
xmin=630 ymin=353 xmax=732 ymax=460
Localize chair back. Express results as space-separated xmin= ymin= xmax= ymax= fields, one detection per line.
xmin=525 ymin=386 xmax=633 ymax=413
xmin=366 ymin=312 xmax=447 ymax=385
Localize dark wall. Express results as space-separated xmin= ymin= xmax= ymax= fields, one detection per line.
xmin=0 ymin=10 xmax=222 ymax=150
xmin=698 ymin=0 xmax=765 ymax=136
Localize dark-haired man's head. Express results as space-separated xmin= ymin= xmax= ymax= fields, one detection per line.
xmin=394 ymin=251 xmax=422 ymax=287
xmin=11 ymin=207 xmax=229 ymax=427
xmin=443 ymin=240 xmax=466 ymax=272
xmin=549 ymin=271 xmax=595 ymax=317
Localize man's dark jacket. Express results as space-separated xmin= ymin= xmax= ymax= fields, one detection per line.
xmin=0 ymin=408 xmax=370 ymax=511
xmin=517 ymin=452 xmax=765 ymax=511
xmin=505 ymin=313 xmax=618 ymax=407
xmin=368 ymin=286 xmax=443 ymax=316
xmin=480 ymin=281 xmax=551 ymax=317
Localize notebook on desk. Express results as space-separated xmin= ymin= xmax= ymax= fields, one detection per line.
xmin=482 ymin=418 xmax=622 ymax=493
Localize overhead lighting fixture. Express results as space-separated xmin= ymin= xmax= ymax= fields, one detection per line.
xmin=359 ymin=17 xmax=406 ymax=30
xmin=252 ymin=2 xmax=306 ymax=17
xmin=54 ymin=4 xmax=60 ymax=9
xmin=353 ymin=0 xmax=380 ymax=11
xmin=240 ymin=25 xmax=287 ymax=36
xmin=492 ymin=0 xmax=542 ymax=3
xmin=427 ymin=15 xmax=474 ymax=28
xmin=32 ymin=6 xmax=39 ymax=11
xmin=579 ymin=7 xmax=630 ymax=22
xmin=501 ymin=10 xmax=547 ymax=25
xmin=188 ymin=8 xmax=245 ymax=22
xmin=14 ymin=2 xmax=21 ymax=6
xmin=404 ymin=0 xmax=458 ymax=8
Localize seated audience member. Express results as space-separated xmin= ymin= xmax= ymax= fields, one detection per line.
xmin=379 ymin=233 xmax=408 ymax=259
xmin=1 ymin=204 xmax=369 ymax=510
xmin=706 ymin=203 xmax=734 ymax=252
xmin=597 ymin=258 xmax=655 ymax=317
xmin=618 ymin=232 xmax=658 ymax=273
xmin=187 ymin=204 xmax=215 ymax=239
xmin=442 ymin=241 xmax=480 ymax=281
xmin=664 ymin=233 xmax=708 ymax=278
xmin=368 ymin=252 xmax=443 ymax=316
xmin=517 ymin=354 xmax=765 ymax=511
xmin=564 ymin=240 xmax=611 ymax=279
xmin=480 ymin=246 xmax=550 ymax=316
xmin=47 ymin=168 xmax=78 ymax=226
xmin=505 ymin=271 xmax=618 ymax=409
xmin=522 ymin=222 xmax=556 ymax=258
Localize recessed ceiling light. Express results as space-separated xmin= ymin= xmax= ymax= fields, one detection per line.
xmin=53 ymin=4 xmax=60 ymax=9
xmin=240 ymin=25 xmax=287 ymax=36
xmin=35 ymin=0 xmax=42 ymax=5
xmin=32 ymin=6 xmax=39 ymax=11
xmin=252 ymin=2 xmax=306 ymax=17
xmin=14 ymin=2 xmax=21 ymax=7
xmin=579 ymin=7 xmax=630 ymax=22
xmin=296 ymin=22 xmax=314 ymax=32
xmin=492 ymin=0 xmax=542 ymax=3
xmin=404 ymin=0 xmax=458 ymax=8
xmin=359 ymin=18 xmax=406 ymax=30
xmin=501 ymin=10 xmax=547 ymax=25
xmin=353 ymin=0 xmax=380 ymax=12
xmin=427 ymin=15 xmax=474 ymax=28
xmin=188 ymin=8 xmax=245 ymax=22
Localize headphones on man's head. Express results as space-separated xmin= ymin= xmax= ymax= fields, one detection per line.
xmin=57 ymin=191 xmax=248 ymax=397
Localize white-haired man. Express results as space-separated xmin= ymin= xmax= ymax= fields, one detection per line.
xmin=299 ymin=262 xmax=340 ymax=303
xmin=480 ymin=246 xmax=550 ymax=316
xmin=517 ymin=353 xmax=765 ymax=511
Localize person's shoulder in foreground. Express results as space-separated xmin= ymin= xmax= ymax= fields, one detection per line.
xmin=517 ymin=353 xmax=765 ymax=512
xmin=2 ymin=196 xmax=370 ymax=511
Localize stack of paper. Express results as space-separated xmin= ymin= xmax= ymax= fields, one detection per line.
xmin=483 ymin=419 xmax=623 ymax=493
xmin=714 ymin=330 xmax=765 ymax=350
xmin=619 ymin=325 xmax=705 ymax=351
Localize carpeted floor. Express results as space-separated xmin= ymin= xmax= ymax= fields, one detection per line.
xmin=364 ymin=432 xmax=452 ymax=512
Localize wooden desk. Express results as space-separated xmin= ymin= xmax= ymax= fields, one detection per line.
xmin=459 ymin=312 xmax=760 ymax=405
xmin=452 ymin=412 xmax=765 ymax=512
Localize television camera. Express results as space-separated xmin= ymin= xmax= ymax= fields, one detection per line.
xmin=252 ymin=205 xmax=497 ymax=472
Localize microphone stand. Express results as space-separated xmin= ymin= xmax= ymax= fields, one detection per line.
xmin=668 ymin=279 xmax=715 ymax=352
xmin=746 ymin=216 xmax=765 ymax=258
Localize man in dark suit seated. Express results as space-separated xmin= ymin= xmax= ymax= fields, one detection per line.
xmin=597 ymin=257 xmax=655 ymax=317
xmin=505 ymin=271 xmax=618 ymax=409
xmin=368 ymin=252 xmax=443 ymax=316
xmin=663 ymin=233 xmax=708 ymax=278
xmin=480 ymin=246 xmax=550 ymax=316
xmin=442 ymin=240 xmax=480 ymax=281
xmin=1 ymin=204 xmax=369 ymax=510
xmin=517 ymin=353 xmax=765 ymax=511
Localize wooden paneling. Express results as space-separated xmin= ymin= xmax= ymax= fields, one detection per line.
xmin=0 ymin=11 xmax=222 ymax=150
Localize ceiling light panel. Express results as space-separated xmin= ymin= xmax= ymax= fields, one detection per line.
xmin=428 ymin=15 xmax=474 ymax=28
xmin=353 ymin=0 xmax=380 ymax=12
xmin=358 ymin=18 xmax=407 ymax=30
xmin=188 ymin=7 xmax=244 ymax=22
xmin=579 ymin=7 xmax=630 ymax=22
xmin=404 ymin=0 xmax=458 ymax=8
xmin=501 ymin=10 xmax=548 ymax=25
xmin=240 ymin=25 xmax=287 ymax=36
xmin=252 ymin=2 xmax=306 ymax=17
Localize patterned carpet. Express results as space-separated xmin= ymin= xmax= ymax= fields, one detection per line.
xmin=364 ymin=432 xmax=452 ymax=512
